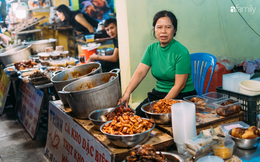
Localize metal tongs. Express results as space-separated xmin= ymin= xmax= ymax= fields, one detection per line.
xmin=147 ymin=97 xmax=153 ymax=113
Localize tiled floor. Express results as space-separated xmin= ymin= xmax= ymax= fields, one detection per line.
xmin=0 ymin=107 xmax=49 ymax=162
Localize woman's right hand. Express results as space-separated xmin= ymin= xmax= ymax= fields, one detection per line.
xmin=118 ymin=92 xmax=130 ymax=108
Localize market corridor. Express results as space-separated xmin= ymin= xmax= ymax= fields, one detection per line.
xmin=0 ymin=107 xmax=48 ymax=162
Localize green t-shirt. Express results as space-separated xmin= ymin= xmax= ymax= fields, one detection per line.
xmin=141 ymin=39 xmax=194 ymax=93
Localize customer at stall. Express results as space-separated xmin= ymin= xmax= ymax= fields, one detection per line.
xmin=88 ymin=18 xmax=119 ymax=72
xmin=118 ymin=10 xmax=197 ymax=117
xmin=56 ymin=4 xmax=98 ymax=35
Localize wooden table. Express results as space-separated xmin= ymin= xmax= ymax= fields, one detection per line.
xmin=52 ymin=100 xmax=174 ymax=161
xmin=156 ymin=107 xmax=244 ymax=136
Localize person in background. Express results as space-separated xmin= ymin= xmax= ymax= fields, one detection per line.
xmin=56 ymin=4 xmax=98 ymax=35
xmin=0 ymin=0 xmax=6 ymax=21
xmin=118 ymin=10 xmax=197 ymax=117
xmin=88 ymin=18 xmax=119 ymax=72
xmin=0 ymin=24 xmax=11 ymax=47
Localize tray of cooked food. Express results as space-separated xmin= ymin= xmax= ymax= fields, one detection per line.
xmin=141 ymin=99 xmax=182 ymax=125
xmin=124 ymin=144 xmax=184 ymax=162
xmin=183 ymin=95 xmax=208 ymax=113
xmin=229 ymin=126 xmax=260 ymax=149
xmin=40 ymin=57 xmax=78 ymax=67
xmin=13 ymin=60 xmax=39 ymax=72
xmin=19 ymin=69 xmax=52 ymax=85
xmin=213 ymin=98 xmax=241 ymax=116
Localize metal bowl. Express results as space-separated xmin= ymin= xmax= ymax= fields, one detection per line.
xmin=88 ymin=107 xmax=135 ymax=130
xmin=122 ymin=151 xmax=184 ymax=162
xmin=100 ymin=118 xmax=155 ymax=147
xmin=141 ymin=100 xmax=183 ymax=125
xmin=229 ymin=128 xmax=260 ymax=149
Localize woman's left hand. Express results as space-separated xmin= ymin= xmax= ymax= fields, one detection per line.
xmin=88 ymin=53 xmax=99 ymax=61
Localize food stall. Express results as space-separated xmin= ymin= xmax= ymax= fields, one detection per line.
xmin=41 ymin=78 xmax=260 ymax=162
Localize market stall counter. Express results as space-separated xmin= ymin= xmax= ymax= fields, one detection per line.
xmin=44 ymin=101 xmax=174 ymax=162
xmin=168 ymin=121 xmax=260 ymax=162
xmin=157 ymin=110 xmax=244 ymax=136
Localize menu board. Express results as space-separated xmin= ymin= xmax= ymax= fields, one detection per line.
xmin=45 ymin=102 xmax=113 ymax=162
xmin=0 ymin=68 xmax=11 ymax=116
xmin=16 ymin=81 xmax=44 ymax=138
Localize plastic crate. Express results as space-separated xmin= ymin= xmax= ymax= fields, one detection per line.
xmin=216 ymin=86 xmax=260 ymax=126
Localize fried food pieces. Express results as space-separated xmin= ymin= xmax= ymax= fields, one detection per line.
xmin=14 ymin=60 xmax=37 ymax=71
xmin=126 ymin=144 xmax=167 ymax=162
xmin=216 ymin=99 xmax=240 ymax=116
xmin=150 ymin=99 xmax=181 ymax=113
xmin=231 ymin=126 xmax=260 ymax=139
xmin=102 ymin=115 xmax=154 ymax=135
xmin=189 ymin=97 xmax=207 ymax=112
xmin=106 ymin=104 xmax=134 ymax=121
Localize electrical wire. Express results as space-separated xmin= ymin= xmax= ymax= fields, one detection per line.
xmin=231 ymin=0 xmax=260 ymax=37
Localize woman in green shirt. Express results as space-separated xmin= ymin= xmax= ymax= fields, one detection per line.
xmin=118 ymin=10 xmax=197 ymax=117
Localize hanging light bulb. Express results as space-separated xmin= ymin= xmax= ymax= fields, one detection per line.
xmin=15 ymin=0 xmax=29 ymax=19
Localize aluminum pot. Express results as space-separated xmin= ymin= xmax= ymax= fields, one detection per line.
xmin=59 ymin=69 xmax=121 ymax=119
xmin=27 ymin=39 xmax=57 ymax=54
xmin=51 ymin=62 xmax=101 ymax=106
xmin=0 ymin=44 xmax=22 ymax=54
xmin=0 ymin=44 xmax=32 ymax=67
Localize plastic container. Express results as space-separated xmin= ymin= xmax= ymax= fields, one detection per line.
xmin=213 ymin=139 xmax=235 ymax=159
xmin=81 ymin=44 xmax=100 ymax=61
xmin=50 ymin=52 xmax=61 ymax=60
xmin=38 ymin=52 xmax=50 ymax=60
xmin=76 ymin=54 xmax=86 ymax=66
xmin=60 ymin=51 xmax=69 ymax=58
xmin=239 ymin=80 xmax=260 ymax=96
xmin=171 ymin=102 xmax=196 ymax=154
xmin=213 ymin=98 xmax=241 ymax=116
xmin=202 ymin=92 xmax=228 ymax=108
xmin=183 ymin=95 xmax=208 ymax=112
xmin=222 ymin=72 xmax=250 ymax=93
xmin=56 ymin=46 xmax=64 ymax=52
xmin=85 ymin=34 xmax=95 ymax=42
xmin=217 ymin=86 xmax=260 ymax=126
xmin=45 ymin=46 xmax=54 ymax=53
xmin=197 ymin=156 xmax=224 ymax=162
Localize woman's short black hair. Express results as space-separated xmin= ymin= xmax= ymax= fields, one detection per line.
xmin=152 ymin=10 xmax=178 ymax=38
xmin=104 ymin=18 xmax=117 ymax=27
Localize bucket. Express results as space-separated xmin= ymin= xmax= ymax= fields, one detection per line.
xmin=81 ymin=43 xmax=100 ymax=61
xmin=239 ymin=80 xmax=260 ymax=96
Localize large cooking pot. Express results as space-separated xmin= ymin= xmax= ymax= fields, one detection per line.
xmin=28 ymin=39 xmax=57 ymax=54
xmin=51 ymin=62 xmax=101 ymax=106
xmin=0 ymin=44 xmax=32 ymax=67
xmin=59 ymin=69 xmax=121 ymax=119
xmin=0 ymin=44 xmax=22 ymax=54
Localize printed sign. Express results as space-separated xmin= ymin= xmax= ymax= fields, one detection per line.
xmin=79 ymin=0 xmax=115 ymax=22
xmin=45 ymin=102 xmax=113 ymax=162
xmin=0 ymin=68 xmax=11 ymax=115
xmin=16 ymin=81 xmax=44 ymax=138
